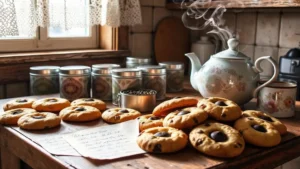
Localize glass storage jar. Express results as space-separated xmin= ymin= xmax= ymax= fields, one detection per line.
xmin=30 ymin=66 xmax=60 ymax=95
xmin=159 ymin=62 xmax=185 ymax=92
xmin=59 ymin=65 xmax=91 ymax=101
xmin=111 ymin=68 xmax=142 ymax=105
xmin=126 ymin=57 xmax=152 ymax=68
xmin=91 ymin=64 xmax=120 ymax=100
xmin=137 ymin=65 xmax=166 ymax=100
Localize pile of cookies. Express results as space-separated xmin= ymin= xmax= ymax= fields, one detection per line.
xmin=0 ymin=96 xmax=288 ymax=158
xmin=0 ymin=98 xmax=103 ymax=130
xmin=136 ymin=97 xmax=287 ymax=158
xmin=0 ymin=97 xmax=144 ymax=130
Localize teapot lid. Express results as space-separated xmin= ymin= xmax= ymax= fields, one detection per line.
xmin=212 ymin=38 xmax=250 ymax=60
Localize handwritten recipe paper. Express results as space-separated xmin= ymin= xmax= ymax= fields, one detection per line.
xmin=11 ymin=120 xmax=107 ymax=156
xmin=62 ymin=120 xmax=145 ymax=160
xmin=34 ymin=135 xmax=81 ymax=156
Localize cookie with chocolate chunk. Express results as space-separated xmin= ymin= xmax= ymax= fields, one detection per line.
xmin=163 ymin=107 xmax=208 ymax=130
xmin=71 ymin=98 xmax=106 ymax=111
xmin=197 ymin=97 xmax=242 ymax=122
xmin=102 ymin=108 xmax=141 ymax=124
xmin=138 ymin=114 xmax=163 ymax=131
xmin=137 ymin=127 xmax=188 ymax=153
xmin=0 ymin=108 xmax=37 ymax=125
xmin=32 ymin=98 xmax=70 ymax=112
xmin=3 ymin=98 xmax=36 ymax=111
xmin=152 ymin=97 xmax=199 ymax=117
xmin=189 ymin=122 xmax=245 ymax=158
xmin=242 ymin=110 xmax=287 ymax=135
xmin=59 ymin=105 xmax=101 ymax=122
xmin=234 ymin=117 xmax=281 ymax=147
xmin=18 ymin=112 xmax=61 ymax=130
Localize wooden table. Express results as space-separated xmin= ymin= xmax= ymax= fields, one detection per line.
xmin=0 ymin=81 xmax=300 ymax=169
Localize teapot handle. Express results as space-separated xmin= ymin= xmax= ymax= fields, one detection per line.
xmin=253 ymin=56 xmax=279 ymax=98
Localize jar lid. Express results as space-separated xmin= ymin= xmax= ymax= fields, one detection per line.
xmin=30 ymin=66 xmax=60 ymax=75
xmin=60 ymin=65 xmax=91 ymax=75
xmin=137 ymin=65 xmax=166 ymax=75
xmin=159 ymin=62 xmax=184 ymax=70
xmin=111 ymin=68 xmax=142 ymax=77
xmin=92 ymin=64 xmax=121 ymax=75
xmin=126 ymin=57 xmax=152 ymax=64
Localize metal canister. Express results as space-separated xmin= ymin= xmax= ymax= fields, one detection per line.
xmin=111 ymin=68 xmax=142 ymax=105
xmin=119 ymin=89 xmax=156 ymax=112
xmin=159 ymin=62 xmax=185 ymax=92
xmin=137 ymin=65 xmax=166 ymax=100
xmin=126 ymin=57 xmax=152 ymax=68
xmin=30 ymin=66 xmax=60 ymax=95
xmin=59 ymin=65 xmax=91 ymax=101
xmin=91 ymin=64 xmax=120 ymax=100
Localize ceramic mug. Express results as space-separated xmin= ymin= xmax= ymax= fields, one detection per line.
xmin=257 ymin=80 xmax=297 ymax=118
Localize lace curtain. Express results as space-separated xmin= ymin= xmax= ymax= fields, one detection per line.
xmin=0 ymin=0 xmax=142 ymax=37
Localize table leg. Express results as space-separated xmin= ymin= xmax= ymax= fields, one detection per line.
xmin=1 ymin=146 xmax=20 ymax=169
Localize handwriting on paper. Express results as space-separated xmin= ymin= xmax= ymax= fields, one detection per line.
xmin=35 ymin=135 xmax=80 ymax=156
xmin=63 ymin=120 xmax=145 ymax=160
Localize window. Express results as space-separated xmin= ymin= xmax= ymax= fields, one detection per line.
xmin=0 ymin=0 xmax=98 ymax=52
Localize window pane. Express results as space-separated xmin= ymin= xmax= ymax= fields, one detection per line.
xmin=48 ymin=27 xmax=89 ymax=38
xmin=48 ymin=0 xmax=90 ymax=38
xmin=0 ymin=0 xmax=36 ymax=39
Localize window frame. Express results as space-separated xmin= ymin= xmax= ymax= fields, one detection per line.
xmin=0 ymin=25 xmax=129 ymax=84
xmin=0 ymin=26 xmax=98 ymax=52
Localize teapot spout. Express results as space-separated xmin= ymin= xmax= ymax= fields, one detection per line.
xmin=185 ymin=53 xmax=202 ymax=91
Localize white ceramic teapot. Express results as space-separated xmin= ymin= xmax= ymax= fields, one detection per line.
xmin=185 ymin=38 xmax=279 ymax=105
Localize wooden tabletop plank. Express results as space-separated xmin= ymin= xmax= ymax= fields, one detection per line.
xmin=0 ymin=80 xmax=299 ymax=169
xmin=0 ymin=127 xmax=71 ymax=169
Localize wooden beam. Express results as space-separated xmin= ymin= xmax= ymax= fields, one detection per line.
xmin=99 ymin=26 xmax=129 ymax=50
xmin=117 ymin=26 xmax=130 ymax=50
xmin=166 ymin=0 xmax=300 ymax=10
xmin=99 ymin=26 xmax=114 ymax=50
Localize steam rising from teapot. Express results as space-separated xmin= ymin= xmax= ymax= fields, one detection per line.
xmin=175 ymin=0 xmax=244 ymax=49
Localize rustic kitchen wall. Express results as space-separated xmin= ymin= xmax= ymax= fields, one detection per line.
xmin=129 ymin=0 xmax=184 ymax=58
xmin=130 ymin=1 xmax=300 ymax=168
xmin=217 ymin=8 xmax=300 ymax=79
xmin=130 ymin=1 xmax=300 ymax=80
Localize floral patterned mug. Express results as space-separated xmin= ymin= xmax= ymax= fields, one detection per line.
xmin=257 ymin=81 xmax=297 ymax=118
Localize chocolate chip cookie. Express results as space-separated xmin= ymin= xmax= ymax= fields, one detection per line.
xmin=197 ymin=97 xmax=242 ymax=122
xmin=59 ymin=105 xmax=101 ymax=122
xmin=32 ymin=98 xmax=71 ymax=112
xmin=138 ymin=114 xmax=163 ymax=131
xmin=102 ymin=108 xmax=141 ymax=124
xmin=71 ymin=98 xmax=106 ymax=111
xmin=3 ymin=98 xmax=36 ymax=111
xmin=0 ymin=108 xmax=37 ymax=125
xmin=242 ymin=110 xmax=287 ymax=135
xmin=18 ymin=112 xmax=61 ymax=130
xmin=163 ymin=107 xmax=208 ymax=130
xmin=152 ymin=97 xmax=199 ymax=117
xmin=137 ymin=127 xmax=188 ymax=153
xmin=234 ymin=117 xmax=281 ymax=147
xmin=189 ymin=122 xmax=245 ymax=158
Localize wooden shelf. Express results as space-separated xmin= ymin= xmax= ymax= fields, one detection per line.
xmin=166 ymin=0 xmax=300 ymax=10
